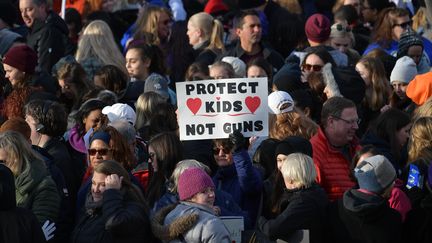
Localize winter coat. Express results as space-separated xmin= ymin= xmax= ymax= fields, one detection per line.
xmin=258 ymin=184 xmax=329 ymax=243
xmin=155 ymin=189 xmax=252 ymax=228
xmin=0 ymin=164 xmax=46 ymax=243
xmin=193 ymin=40 xmax=218 ymax=66
xmin=219 ymin=40 xmax=285 ymax=73
xmin=15 ymin=156 xmax=61 ymax=224
xmin=403 ymin=192 xmax=432 ymax=243
xmin=72 ymin=189 xmax=152 ymax=243
xmin=162 ymin=202 xmax=231 ymax=243
xmin=326 ymin=189 xmax=402 ymax=243
xmin=26 ymin=11 xmax=73 ymax=73
xmin=310 ymin=127 xmax=358 ymax=201
xmin=213 ymin=150 xmax=263 ymax=224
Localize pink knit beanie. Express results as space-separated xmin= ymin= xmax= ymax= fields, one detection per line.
xmin=178 ymin=167 xmax=215 ymax=200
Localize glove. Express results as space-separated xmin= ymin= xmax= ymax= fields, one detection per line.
xmin=229 ymin=130 xmax=248 ymax=152
xmin=42 ymin=220 xmax=56 ymax=241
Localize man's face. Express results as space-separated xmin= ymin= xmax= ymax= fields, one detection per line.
xmin=327 ymin=107 xmax=359 ymax=146
xmin=236 ymin=15 xmax=262 ymax=47
xmin=19 ymin=0 xmax=47 ymax=28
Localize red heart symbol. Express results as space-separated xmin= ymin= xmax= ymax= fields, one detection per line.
xmin=245 ymin=96 xmax=261 ymax=114
xmin=216 ymin=97 xmax=221 ymax=100
xmin=186 ymin=98 xmax=202 ymax=115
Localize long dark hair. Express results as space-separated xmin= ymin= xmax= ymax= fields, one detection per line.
xmin=145 ymin=132 xmax=183 ymax=207
xmin=367 ymin=108 xmax=411 ymax=162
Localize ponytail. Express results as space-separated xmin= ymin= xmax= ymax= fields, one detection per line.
xmin=208 ymin=18 xmax=225 ymax=53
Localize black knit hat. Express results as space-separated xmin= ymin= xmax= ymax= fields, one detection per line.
xmin=275 ymin=136 xmax=313 ymax=157
xmin=397 ymin=30 xmax=423 ymax=59
xmin=238 ymin=0 xmax=266 ymax=9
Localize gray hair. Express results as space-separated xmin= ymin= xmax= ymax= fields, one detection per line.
xmin=109 ymin=119 xmax=136 ymax=145
xmin=281 ymin=153 xmax=317 ymax=188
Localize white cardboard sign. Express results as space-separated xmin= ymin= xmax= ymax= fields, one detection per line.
xmin=176 ymin=78 xmax=269 ymax=141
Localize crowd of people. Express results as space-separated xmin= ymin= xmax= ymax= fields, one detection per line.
xmin=1 ymin=0 xmax=432 ymax=242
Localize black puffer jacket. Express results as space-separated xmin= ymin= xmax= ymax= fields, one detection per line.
xmin=258 ymin=184 xmax=329 ymax=243
xmin=0 ymin=164 xmax=46 ymax=243
xmin=26 ymin=11 xmax=73 ymax=73
xmin=71 ymin=189 xmax=152 ymax=243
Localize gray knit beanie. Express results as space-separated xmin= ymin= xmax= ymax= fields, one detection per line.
xmin=355 ymin=155 xmax=396 ymax=194
xmin=390 ymin=56 xmax=417 ymax=84
xmin=397 ymin=30 xmax=423 ymax=59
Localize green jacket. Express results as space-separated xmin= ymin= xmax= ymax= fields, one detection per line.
xmin=15 ymin=158 xmax=61 ymax=224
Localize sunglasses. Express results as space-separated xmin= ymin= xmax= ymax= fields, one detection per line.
xmin=213 ymin=147 xmax=231 ymax=155
xmin=334 ymin=24 xmax=352 ymax=32
xmin=301 ymin=64 xmax=323 ymax=72
xmin=88 ymin=148 xmax=111 ymax=156
xmin=393 ymin=21 xmax=412 ymax=29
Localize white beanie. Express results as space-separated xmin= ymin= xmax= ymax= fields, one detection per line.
xmin=221 ymin=56 xmax=246 ymax=78
xmin=390 ymin=56 xmax=417 ymax=84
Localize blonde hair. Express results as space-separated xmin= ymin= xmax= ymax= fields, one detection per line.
xmin=168 ymin=159 xmax=211 ymax=193
xmin=133 ymin=5 xmax=172 ymax=45
xmin=188 ymin=12 xmax=225 ymax=53
xmin=408 ymin=117 xmax=432 ymax=162
xmin=413 ymin=96 xmax=432 ymax=120
xmin=269 ymin=108 xmax=318 ymax=140
xmin=75 ymin=20 xmax=127 ymax=75
xmin=281 ymin=153 xmax=317 ymax=188
xmin=135 ymin=92 xmax=165 ymax=130
xmin=0 ymin=131 xmax=44 ymax=176
xmin=357 ymin=57 xmax=391 ymax=111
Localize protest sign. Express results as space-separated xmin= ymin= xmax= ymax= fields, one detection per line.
xmin=176 ymin=78 xmax=268 ymax=141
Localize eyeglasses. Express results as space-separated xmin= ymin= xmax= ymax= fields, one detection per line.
xmin=301 ymin=64 xmax=323 ymax=72
xmin=332 ymin=116 xmax=361 ymax=125
xmin=213 ymin=147 xmax=231 ymax=155
xmin=393 ymin=21 xmax=412 ymax=29
xmin=334 ymin=24 xmax=352 ymax=32
xmin=88 ymin=148 xmax=111 ymax=156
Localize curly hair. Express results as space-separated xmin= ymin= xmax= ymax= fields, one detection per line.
xmin=90 ymin=126 xmax=136 ymax=171
xmin=3 ymin=86 xmax=35 ymax=119
xmin=269 ymin=108 xmax=319 ymax=140
xmin=24 ymin=100 xmax=68 ymax=137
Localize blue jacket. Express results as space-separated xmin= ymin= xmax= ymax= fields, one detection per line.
xmin=364 ymin=38 xmax=432 ymax=63
xmin=213 ymin=150 xmax=263 ymax=225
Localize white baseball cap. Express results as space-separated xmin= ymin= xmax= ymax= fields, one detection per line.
xmin=268 ymin=91 xmax=294 ymax=114
xmin=102 ymin=103 xmax=136 ymax=125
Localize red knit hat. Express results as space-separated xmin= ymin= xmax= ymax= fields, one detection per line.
xmin=406 ymin=72 xmax=432 ymax=106
xmin=178 ymin=167 xmax=215 ymax=201
xmin=3 ymin=45 xmax=38 ymax=74
xmin=204 ymin=0 xmax=228 ymax=15
xmin=305 ymin=14 xmax=331 ymax=43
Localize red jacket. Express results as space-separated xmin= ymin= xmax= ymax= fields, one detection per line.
xmin=310 ymin=127 xmax=359 ymax=201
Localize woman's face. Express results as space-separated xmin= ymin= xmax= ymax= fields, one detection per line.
xmin=3 ymin=63 xmax=25 ymax=87
xmin=213 ymin=144 xmax=233 ymax=167
xmin=330 ymin=36 xmax=351 ymax=54
xmin=276 ymin=154 xmax=288 ymax=171
xmin=88 ymin=139 xmax=112 ymax=169
xmin=301 ymin=54 xmax=324 ymax=82
xmin=157 ymin=12 xmax=172 ymax=41
xmin=84 ymin=109 xmax=103 ymax=132
xmin=247 ymin=65 xmax=267 ymax=78
xmin=125 ymin=48 xmax=149 ymax=80
xmin=355 ymin=62 xmax=371 ymax=86
xmin=186 ymin=21 xmax=200 ymax=46
xmin=396 ymin=123 xmax=411 ymax=149
xmin=58 ymin=78 xmax=78 ymax=100
xmin=91 ymin=172 xmax=107 ymax=202
xmin=148 ymin=145 xmax=158 ymax=172
xmin=392 ymin=15 xmax=411 ymax=41
xmin=190 ymin=187 xmax=215 ymax=207
xmin=392 ymin=81 xmax=408 ymax=99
